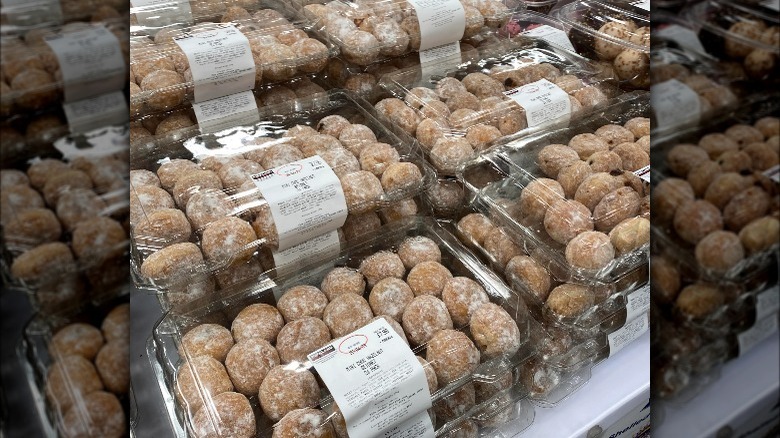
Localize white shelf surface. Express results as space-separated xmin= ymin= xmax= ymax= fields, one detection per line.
xmin=519 ymin=330 xmax=651 ymax=438
xmin=655 ymin=333 xmax=780 ymax=438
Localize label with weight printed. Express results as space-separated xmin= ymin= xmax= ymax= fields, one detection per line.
xmin=174 ymin=24 xmax=255 ymax=103
xmin=193 ymin=90 xmax=260 ymax=135
xmin=625 ymin=284 xmax=650 ymax=322
xmin=656 ymin=24 xmax=706 ymax=54
xmin=608 ymin=313 xmax=648 ymax=357
xmin=131 ymin=0 xmax=193 ymax=32
xmin=755 ymin=286 xmax=780 ymax=322
xmin=419 ymin=42 xmax=462 ymax=81
xmin=271 ymin=230 xmax=342 ymax=284
xmin=738 ymin=315 xmax=778 ymax=356
xmin=251 ymin=156 xmax=348 ymax=251
xmin=650 ymin=79 xmax=700 ymax=129
xmin=44 ymin=25 xmax=126 ymax=102
xmin=309 ymin=318 xmax=434 ymax=438
xmin=521 ymin=25 xmax=576 ymax=52
xmin=407 ymin=0 xmax=465 ymax=51
xmin=62 ymin=91 xmax=129 ymax=134
xmin=504 ymin=79 xmax=572 ymax=127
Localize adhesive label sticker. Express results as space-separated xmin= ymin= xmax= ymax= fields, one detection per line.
xmin=504 ymin=79 xmax=572 ymax=127
xmin=45 ymin=25 xmax=126 ymax=102
xmin=251 ymin=156 xmax=348 ymax=251
xmin=174 ymin=24 xmax=255 ymax=102
xmin=309 ymin=318 xmax=434 ymax=438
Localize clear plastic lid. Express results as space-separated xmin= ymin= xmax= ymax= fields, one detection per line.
xmin=682 ymin=0 xmax=779 ymax=80
xmin=650 ymin=96 xmax=779 ymax=282
xmin=149 ymin=216 xmax=536 ymax=437
xmin=298 ymin=0 xmax=521 ymax=66
xmin=460 ymin=91 xmax=650 ymax=283
xmin=377 ymin=38 xmax=621 ymax=176
xmin=0 ymin=19 xmax=129 ymax=114
xmin=0 ymin=0 xmax=126 ymax=36
xmin=1 ymin=125 xmax=130 ymax=314
xmin=130 ymin=90 xmax=435 ymax=298
xmin=19 ymin=296 xmax=130 ymax=437
xmin=129 ymin=7 xmax=337 ymax=119
xmin=552 ymin=0 xmax=650 ymax=89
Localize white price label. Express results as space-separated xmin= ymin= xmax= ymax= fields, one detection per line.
xmin=738 ymin=315 xmax=778 ymax=356
xmin=131 ymin=0 xmax=193 ymax=32
xmin=650 ymin=79 xmax=701 ymax=129
xmin=756 ymin=286 xmax=780 ymax=321
xmin=174 ymin=25 xmax=255 ymax=103
xmin=53 ymin=125 xmax=128 ymax=160
xmin=763 ymin=164 xmax=779 ymax=183
xmin=504 ymin=79 xmax=571 ymax=127
xmin=419 ymin=42 xmax=462 ymax=80
xmin=656 ymin=24 xmax=707 ymax=55
xmin=251 ymin=156 xmax=348 ymax=251
xmin=625 ymin=284 xmax=650 ymax=322
xmin=631 ymin=0 xmax=650 ymax=11
xmin=44 ymin=25 xmax=126 ymax=102
xmin=407 ymin=0 xmax=465 ymax=51
xmin=521 ymin=25 xmax=576 ymax=52
xmin=1 ymin=0 xmax=63 ymax=26
xmin=633 ymin=165 xmax=650 ymax=183
xmin=193 ymin=90 xmax=260 ymax=135
xmin=308 ymin=318 xmax=434 ymax=438
xmin=608 ymin=313 xmax=649 ymax=357
xmin=62 ymin=91 xmax=129 ymax=134
xmin=271 ymin=230 xmax=341 ymax=284
xmin=761 ymin=0 xmax=780 ymax=12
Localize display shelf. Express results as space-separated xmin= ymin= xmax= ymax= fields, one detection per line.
xmin=655 ymin=332 xmax=780 ymax=438
xmin=520 ymin=330 xmax=650 ymax=438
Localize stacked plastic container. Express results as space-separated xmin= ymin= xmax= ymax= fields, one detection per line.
xmin=437 ymin=91 xmax=651 ymax=408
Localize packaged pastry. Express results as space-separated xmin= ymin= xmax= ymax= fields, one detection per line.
xmin=149 ymin=216 xmax=538 ymax=437
xmin=552 ymin=0 xmax=650 ymax=89
xmin=1 ymin=0 xmax=126 ymax=36
xmin=19 ymin=297 xmax=130 ymax=438
xmin=460 ymin=91 xmax=650 ymax=281
xmin=377 ymin=39 xmax=621 ymax=176
xmin=0 ymin=19 xmax=129 ymax=114
xmin=130 ymin=90 xmax=435 ymax=307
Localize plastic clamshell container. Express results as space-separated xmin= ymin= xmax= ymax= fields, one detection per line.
xmin=0 ymin=126 xmax=130 ymax=315
xmin=0 ymin=19 xmax=129 ymax=114
xmin=377 ymin=38 xmax=622 ymax=177
xmin=296 ymin=0 xmax=521 ymax=66
xmin=149 ymin=216 xmax=537 ymax=437
xmin=649 ymin=41 xmax=743 ymax=136
xmin=17 ymin=295 xmax=131 ymax=438
xmin=130 ymin=0 xmax=312 ymax=37
xmin=130 ymin=90 xmax=435 ymax=296
xmin=129 ymin=3 xmax=338 ymax=119
xmin=552 ymin=0 xmax=650 ymax=89
xmin=0 ymin=0 xmax=126 ymax=36
xmin=683 ymin=0 xmax=779 ymax=80
xmin=460 ymin=91 xmax=650 ymax=285
xmin=649 ymin=96 xmax=780 ymax=283
xmin=517 ymin=0 xmax=558 ymax=15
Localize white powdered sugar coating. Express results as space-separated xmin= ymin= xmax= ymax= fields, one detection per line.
xmin=397 ymin=236 xmax=441 ymax=269
xmin=441 ymin=277 xmax=489 ymax=328
xmin=358 ymin=250 xmax=405 ymax=288
xmin=369 ymin=277 xmax=414 ymax=322
xmin=469 ymin=302 xmax=521 ymax=359
xmin=277 ymin=285 xmax=329 ymax=323
xmin=276 ymin=317 xmax=331 ymax=364
xmin=402 ymin=295 xmax=453 ymax=346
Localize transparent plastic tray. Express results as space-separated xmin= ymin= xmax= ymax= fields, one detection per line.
xmin=129 ymin=3 xmax=337 ymax=118
xmin=1 ymin=128 xmax=130 ymax=315
xmin=650 ymin=97 xmax=779 ymax=282
xmin=649 ymin=41 xmax=744 ymax=136
xmin=149 ymin=216 xmax=537 ymax=437
xmin=377 ymin=38 xmax=622 ymax=176
xmin=297 ymin=0 xmax=520 ymax=66
xmin=130 ymin=90 xmax=436 ymax=296
xmin=552 ymin=0 xmax=649 ymax=89
xmin=17 ymin=295 xmax=130 ymax=438
xmin=130 ymin=0 xmax=310 ymax=36
xmin=0 ymin=0 xmax=126 ymax=36
xmin=460 ymin=91 xmax=650 ymax=283
xmin=0 ymin=19 xmax=129 ymax=114
xmin=683 ymin=0 xmax=779 ymax=81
